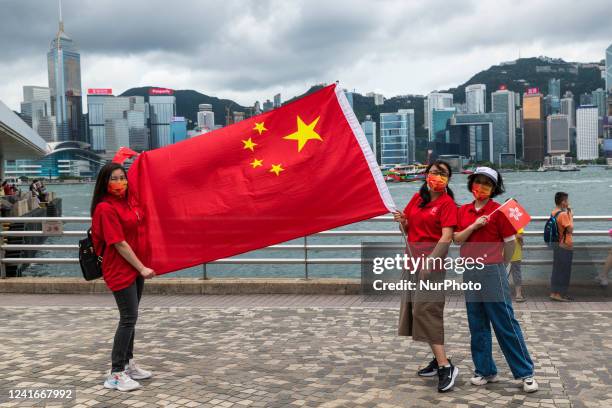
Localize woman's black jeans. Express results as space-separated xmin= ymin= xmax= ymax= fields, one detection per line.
xmin=111 ymin=275 xmax=144 ymax=373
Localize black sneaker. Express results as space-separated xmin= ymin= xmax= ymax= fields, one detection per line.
xmin=437 ymin=364 xmax=459 ymax=393
xmin=417 ymin=358 xmax=438 ymax=377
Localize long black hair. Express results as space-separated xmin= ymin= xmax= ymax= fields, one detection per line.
xmin=90 ymin=162 xmax=127 ymax=216
xmin=467 ymin=168 xmax=505 ymax=198
xmin=418 ymin=160 xmax=455 ymax=208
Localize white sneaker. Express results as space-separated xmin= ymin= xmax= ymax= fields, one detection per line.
xmin=523 ymin=377 xmax=538 ymax=393
xmin=125 ymin=360 xmax=152 ymax=380
xmin=104 ymin=371 xmax=141 ymax=391
xmin=470 ymin=374 xmax=499 ymax=386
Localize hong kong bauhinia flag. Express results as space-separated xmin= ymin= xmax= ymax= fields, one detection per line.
xmin=128 ymin=84 xmax=396 ymax=275
xmin=498 ymin=198 xmax=531 ymax=231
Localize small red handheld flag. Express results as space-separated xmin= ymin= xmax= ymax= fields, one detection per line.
xmin=128 ymin=84 xmax=395 ymax=275
xmin=498 ymin=199 xmax=531 ymax=231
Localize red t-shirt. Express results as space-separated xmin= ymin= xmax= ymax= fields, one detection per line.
xmin=456 ymin=199 xmax=517 ymax=264
xmin=402 ymin=192 xmax=457 ymax=258
xmin=92 ymin=195 xmax=143 ymax=291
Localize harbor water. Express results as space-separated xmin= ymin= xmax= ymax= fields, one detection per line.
xmin=23 ymin=167 xmax=612 ymax=279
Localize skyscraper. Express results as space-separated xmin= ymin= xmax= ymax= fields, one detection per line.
xmin=606 ymin=43 xmax=612 ymax=93
xmin=170 ymin=117 xmax=187 ymax=143
xmin=560 ymin=95 xmax=576 ymax=128
xmin=380 ymin=109 xmax=415 ymax=165
xmin=47 ymin=3 xmax=84 ymax=142
xmin=579 ymin=93 xmax=593 ymax=106
xmin=21 ymin=86 xmax=55 ymax=142
xmin=87 ymin=90 xmax=149 ymax=153
xmin=148 ymin=89 xmax=176 ymax=149
xmin=592 ymin=88 xmax=607 ymax=118
xmin=425 ymin=92 xmax=453 ymax=140
xmin=273 ymin=93 xmax=282 ymax=108
xmin=361 ymin=115 xmax=377 ymax=163
xmin=522 ymin=92 xmax=546 ymax=163
xmin=197 ymin=104 xmax=215 ymax=133
xmin=548 ymin=78 xmax=561 ymax=99
xmin=576 ymin=106 xmax=599 ymax=160
xmin=547 ymin=114 xmax=570 ymax=154
xmin=465 ymin=84 xmax=486 ymax=114
xmin=492 ymin=89 xmax=517 ymax=154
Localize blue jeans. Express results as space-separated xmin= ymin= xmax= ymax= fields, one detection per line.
xmin=463 ymin=263 xmax=534 ymax=379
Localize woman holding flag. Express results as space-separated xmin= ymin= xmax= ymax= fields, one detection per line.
xmin=91 ymin=153 xmax=156 ymax=392
xmin=453 ymin=167 xmax=538 ymax=393
xmin=393 ymin=160 xmax=459 ymax=393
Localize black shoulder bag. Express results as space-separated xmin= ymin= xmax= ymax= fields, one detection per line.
xmin=78 ymin=228 xmax=106 ymax=281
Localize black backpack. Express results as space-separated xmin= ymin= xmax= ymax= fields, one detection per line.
xmin=543 ymin=210 xmax=565 ymax=248
xmin=78 ymin=228 xmax=106 ymax=281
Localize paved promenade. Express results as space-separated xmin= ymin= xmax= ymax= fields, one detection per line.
xmin=1 ymin=294 xmax=611 ymax=408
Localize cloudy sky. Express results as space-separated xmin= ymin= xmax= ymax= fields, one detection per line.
xmin=1 ymin=0 xmax=611 ymax=111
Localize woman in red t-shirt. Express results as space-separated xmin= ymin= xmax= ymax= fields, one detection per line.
xmin=453 ymin=167 xmax=538 ymax=393
xmin=392 ymin=160 xmax=459 ymax=393
xmin=91 ymin=163 xmax=155 ymax=392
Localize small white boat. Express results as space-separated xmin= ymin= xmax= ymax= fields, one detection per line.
xmin=559 ymin=164 xmax=580 ymax=172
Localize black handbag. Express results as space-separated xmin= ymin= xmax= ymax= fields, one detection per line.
xmin=78 ymin=228 xmax=106 ymax=281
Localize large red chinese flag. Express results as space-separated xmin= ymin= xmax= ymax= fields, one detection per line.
xmin=128 ymin=84 xmax=396 ymax=275
xmin=498 ymin=198 xmax=531 ymax=231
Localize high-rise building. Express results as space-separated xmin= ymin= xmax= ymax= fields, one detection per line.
xmin=361 ymin=115 xmax=377 ymax=163
xmin=21 ymin=99 xmax=55 ymax=142
xmin=273 ymin=93 xmax=281 ymax=108
xmin=606 ymin=43 xmax=612 ymax=93
xmin=431 ymin=108 xmax=456 ymax=142
xmin=87 ymin=90 xmax=149 ymax=153
xmin=263 ymin=99 xmax=273 ymax=112
xmin=170 ymin=117 xmax=187 ymax=144
xmin=23 ymin=86 xmax=51 ymax=106
xmin=197 ymin=104 xmax=215 ymax=133
xmin=492 ymin=89 xmax=517 ymax=154
xmin=560 ymin=95 xmax=576 ymax=128
xmin=233 ymin=111 xmax=245 ymax=123
xmin=344 ymin=90 xmax=354 ymax=109
xmin=47 ymin=5 xmax=84 ymax=142
xmin=452 ymin=112 xmax=509 ymax=164
xmin=380 ymin=109 xmax=415 ymax=165
xmin=366 ymin=92 xmax=385 ymax=105
xmin=579 ymin=93 xmax=593 ymax=106
xmin=105 ymin=118 xmax=129 ymax=154
xmin=547 ymin=114 xmax=570 ymax=154
xmin=148 ymin=89 xmax=176 ymax=149
xmin=465 ymin=84 xmax=486 ymax=114
xmin=425 ymin=92 xmax=453 ymax=140
xmin=592 ymin=88 xmax=607 ymax=118
xmin=253 ymin=101 xmax=262 ymax=115
xmin=548 ymin=78 xmax=561 ymax=99
xmin=576 ymin=106 xmax=599 ymax=160
xmin=522 ymin=92 xmax=546 ymax=163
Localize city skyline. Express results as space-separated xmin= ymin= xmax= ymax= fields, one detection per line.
xmin=1 ymin=0 xmax=611 ymax=111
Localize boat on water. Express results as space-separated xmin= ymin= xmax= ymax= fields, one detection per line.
xmin=537 ymin=166 xmax=548 ymax=172
xmin=384 ymin=164 xmax=427 ymax=182
xmin=559 ymin=164 xmax=580 ymax=172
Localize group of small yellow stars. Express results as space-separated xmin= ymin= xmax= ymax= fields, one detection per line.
xmin=242 ymin=116 xmax=323 ymax=176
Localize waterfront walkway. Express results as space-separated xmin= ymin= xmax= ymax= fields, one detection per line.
xmin=1 ymin=295 xmax=611 ymax=408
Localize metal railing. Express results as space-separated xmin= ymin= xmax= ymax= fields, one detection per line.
xmin=1 ymin=215 xmax=610 ymax=279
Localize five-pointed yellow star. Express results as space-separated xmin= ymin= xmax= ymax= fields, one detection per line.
xmin=253 ymin=122 xmax=267 ymax=135
xmin=250 ymin=158 xmax=263 ymax=168
xmin=242 ymin=137 xmax=257 ymax=151
xmin=269 ymin=164 xmax=284 ymax=176
xmin=283 ymin=116 xmax=322 ymax=152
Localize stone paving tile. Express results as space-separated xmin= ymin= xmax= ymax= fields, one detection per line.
xmin=0 ymin=302 xmax=610 ymax=407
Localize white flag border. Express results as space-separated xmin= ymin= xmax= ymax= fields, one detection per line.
xmin=334 ymin=85 xmax=397 ymax=213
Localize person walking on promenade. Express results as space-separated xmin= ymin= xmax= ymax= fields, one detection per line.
xmin=549 ymin=192 xmax=574 ymax=301
xmin=509 ymin=228 xmax=526 ymax=302
xmin=393 ymin=160 xmax=459 ymax=393
xmin=91 ymin=162 xmax=155 ymax=392
xmin=453 ymin=167 xmax=538 ymax=393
